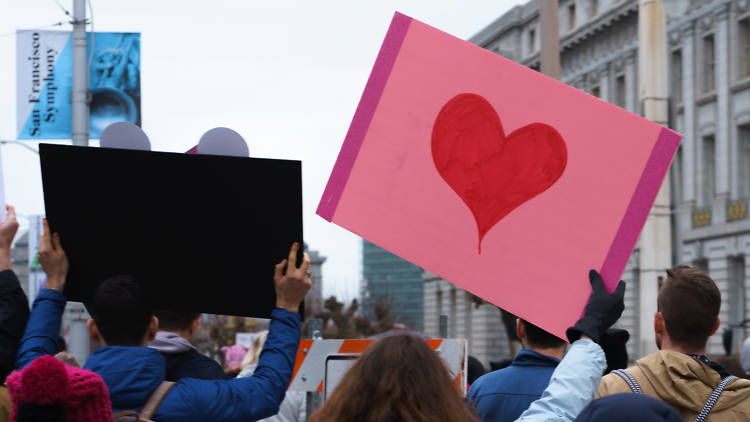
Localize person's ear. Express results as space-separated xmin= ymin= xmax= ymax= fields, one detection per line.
xmin=190 ymin=315 xmax=201 ymax=336
xmin=710 ymin=316 xmax=721 ymax=336
xmin=147 ymin=316 xmax=159 ymax=342
xmin=654 ymin=312 xmax=664 ymax=335
xmin=516 ymin=318 xmax=526 ymax=341
xmin=86 ymin=319 xmax=103 ymax=345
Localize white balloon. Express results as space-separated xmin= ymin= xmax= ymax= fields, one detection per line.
xmin=197 ymin=127 xmax=249 ymax=157
xmin=99 ymin=122 xmax=151 ymax=151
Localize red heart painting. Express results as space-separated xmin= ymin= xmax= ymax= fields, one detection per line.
xmin=432 ymin=93 xmax=568 ymax=253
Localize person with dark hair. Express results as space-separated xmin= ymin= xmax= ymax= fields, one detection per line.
xmin=148 ymin=310 xmax=225 ymax=381
xmin=597 ymin=265 xmax=750 ymax=421
xmin=15 ymin=220 xmax=312 ymax=421
xmin=469 ymin=316 xmax=567 ymax=422
xmin=0 ymin=205 xmax=29 ymax=422
xmin=309 ymin=334 xmax=481 ymax=422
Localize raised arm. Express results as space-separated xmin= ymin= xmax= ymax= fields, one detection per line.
xmin=0 ymin=205 xmax=29 ymax=382
xmin=161 ymin=242 xmax=312 ymax=421
xmin=15 ymin=218 xmax=69 ymax=369
xmin=516 ymin=270 xmax=625 ymax=422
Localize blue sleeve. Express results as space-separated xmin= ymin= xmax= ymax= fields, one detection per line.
xmin=15 ymin=289 xmax=66 ymax=369
xmin=158 ymin=308 xmax=301 ymax=422
xmin=515 ymin=339 xmax=605 ymax=422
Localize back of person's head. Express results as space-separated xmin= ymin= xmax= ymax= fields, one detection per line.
xmin=658 ymin=265 xmax=720 ymax=351
xmin=309 ymin=334 xmax=479 ymax=422
xmin=89 ymin=275 xmax=153 ymax=346
xmin=575 ymin=393 xmax=681 ymax=421
xmin=6 ymin=355 xmax=112 ymax=422
xmin=521 ymin=319 xmax=566 ymax=350
xmin=153 ymin=310 xmax=200 ymax=332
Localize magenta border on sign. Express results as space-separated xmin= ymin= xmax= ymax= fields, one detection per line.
xmin=316 ymin=12 xmax=413 ymax=221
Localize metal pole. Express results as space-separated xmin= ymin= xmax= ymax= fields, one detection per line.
xmin=539 ymin=0 xmax=561 ymax=79
xmin=305 ymin=318 xmax=323 ymax=420
xmin=71 ymin=0 xmax=89 ymax=146
xmin=637 ymin=0 xmax=671 ymax=357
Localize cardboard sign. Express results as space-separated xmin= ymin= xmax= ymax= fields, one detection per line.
xmin=318 ymin=12 xmax=681 ymax=339
xmin=40 ymin=144 xmax=303 ymax=318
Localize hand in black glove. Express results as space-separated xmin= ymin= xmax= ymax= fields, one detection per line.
xmin=566 ymin=270 xmax=626 ymax=343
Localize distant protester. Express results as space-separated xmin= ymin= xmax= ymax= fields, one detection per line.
xmin=6 ymin=355 xmax=112 ymax=422
xmin=15 ymin=220 xmax=312 ymax=422
xmin=149 ymin=310 xmax=225 ymax=381
xmin=309 ymin=334 xmax=480 ymax=422
xmin=221 ymin=344 xmax=249 ymax=377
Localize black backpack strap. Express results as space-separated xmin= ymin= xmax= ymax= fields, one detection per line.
xmin=611 ymin=369 xmax=643 ymax=394
xmin=694 ymin=375 xmax=738 ymax=422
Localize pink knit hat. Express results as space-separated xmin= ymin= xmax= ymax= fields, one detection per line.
xmin=6 ymin=355 xmax=112 ymax=422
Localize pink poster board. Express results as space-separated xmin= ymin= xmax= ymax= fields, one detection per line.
xmin=318 ymin=12 xmax=681 ymax=339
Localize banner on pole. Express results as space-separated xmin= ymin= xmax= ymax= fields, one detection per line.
xmin=16 ymin=30 xmax=141 ymax=140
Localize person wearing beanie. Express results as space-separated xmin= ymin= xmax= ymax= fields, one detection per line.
xmin=6 ymin=355 xmax=112 ymax=422
xmin=575 ymin=394 xmax=682 ymax=422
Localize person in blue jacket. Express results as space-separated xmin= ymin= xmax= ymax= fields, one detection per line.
xmin=15 ymin=219 xmax=311 ymax=422
xmin=469 ymin=318 xmax=567 ymax=422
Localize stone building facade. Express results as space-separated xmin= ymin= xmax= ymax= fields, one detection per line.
xmin=425 ymin=0 xmax=750 ymax=362
xmin=423 ymin=273 xmax=512 ymax=368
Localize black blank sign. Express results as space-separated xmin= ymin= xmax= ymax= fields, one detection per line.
xmin=39 ymin=144 xmax=303 ymax=318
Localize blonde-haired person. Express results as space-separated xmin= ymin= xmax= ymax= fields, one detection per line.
xmin=238 ymin=331 xmax=305 ymax=422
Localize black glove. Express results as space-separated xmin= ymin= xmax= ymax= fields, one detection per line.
xmin=566 ymin=270 xmax=625 ymax=343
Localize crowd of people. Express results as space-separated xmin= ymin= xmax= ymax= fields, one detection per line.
xmin=0 ymin=201 xmax=748 ymax=421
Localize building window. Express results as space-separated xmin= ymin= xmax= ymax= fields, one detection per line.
xmin=528 ymin=28 xmax=536 ymax=55
xmin=591 ymin=85 xmax=601 ymax=98
xmin=614 ymin=75 xmax=626 ymax=108
xmin=702 ymin=135 xmax=716 ymax=205
xmin=741 ymin=19 xmax=750 ymax=78
xmin=673 ymin=145 xmax=683 ymax=202
xmin=590 ymin=0 xmax=599 ymax=17
xmin=703 ymin=34 xmax=716 ymax=93
xmin=568 ymin=3 xmax=577 ymax=32
xmin=740 ymin=125 xmax=750 ymax=199
xmin=672 ymin=49 xmax=683 ymax=104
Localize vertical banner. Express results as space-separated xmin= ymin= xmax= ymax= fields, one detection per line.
xmin=16 ymin=30 xmax=141 ymax=140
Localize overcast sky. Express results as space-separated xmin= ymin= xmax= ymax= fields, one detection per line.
xmin=0 ymin=0 xmax=525 ymax=302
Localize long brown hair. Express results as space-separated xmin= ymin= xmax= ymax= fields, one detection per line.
xmin=309 ymin=334 xmax=479 ymax=422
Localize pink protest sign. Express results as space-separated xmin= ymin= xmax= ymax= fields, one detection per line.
xmin=318 ymin=12 xmax=681 ymax=339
